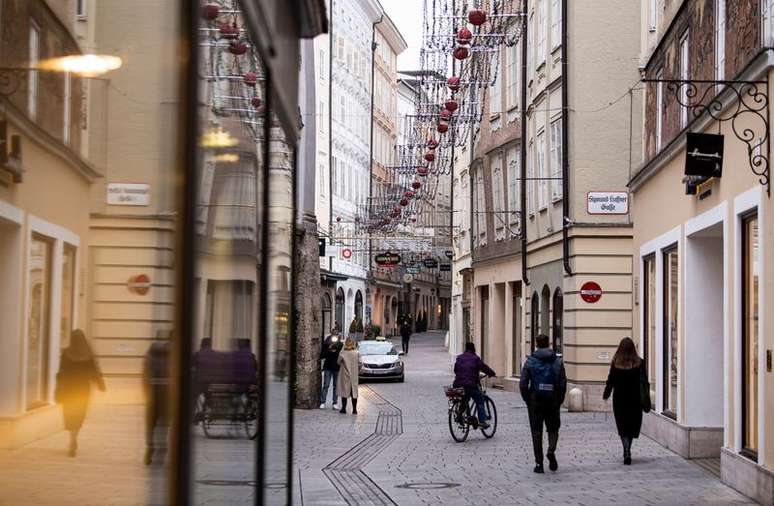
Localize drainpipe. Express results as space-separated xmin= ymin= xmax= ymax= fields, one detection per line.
xmin=520 ymin=0 xmax=529 ymax=286
xmin=369 ymin=15 xmax=383 ymax=274
xmin=561 ymin=0 xmax=572 ymax=276
xmin=328 ymin=0 xmax=335 ymax=273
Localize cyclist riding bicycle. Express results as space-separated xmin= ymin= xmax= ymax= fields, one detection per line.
xmin=453 ymin=342 xmax=496 ymax=429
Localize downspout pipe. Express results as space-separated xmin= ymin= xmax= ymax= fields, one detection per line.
xmin=520 ymin=0 xmax=529 ymax=286
xmin=328 ymin=0 xmax=334 ymax=273
xmin=369 ymin=15 xmax=384 ymax=272
xmin=561 ymin=0 xmax=572 ymax=276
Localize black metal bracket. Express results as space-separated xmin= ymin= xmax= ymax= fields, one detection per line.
xmin=644 ymin=78 xmax=770 ymax=196
xmin=0 ymin=67 xmax=30 ymax=98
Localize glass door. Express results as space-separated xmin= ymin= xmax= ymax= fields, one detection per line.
xmin=662 ymin=247 xmax=679 ymax=419
xmin=26 ymin=234 xmax=52 ymax=409
xmin=742 ymin=214 xmax=759 ymax=457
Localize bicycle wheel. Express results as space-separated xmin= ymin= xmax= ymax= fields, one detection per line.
xmin=448 ymin=400 xmax=470 ymax=442
xmin=201 ymin=402 xmax=215 ymax=438
xmin=480 ymin=396 xmax=497 ymax=439
xmin=242 ymin=394 xmax=259 ymax=440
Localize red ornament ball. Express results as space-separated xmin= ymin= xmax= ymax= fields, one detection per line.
xmin=468 ymin=9 xmax=487 ymax=26
xmin=220 ymin=22 xmax=239 ymax=39
xmin=411 ymin=218 xmax=417 ymax=223
xmin=427 ymin=139 xmax=439 ymax=150
xmin=400 ymin=198 xmax=409 ymax=207
xmin=424 ymin=152 xmax=435 ymax=162
xmin=411 ymin=181 xmax=422 ymax=189
xmin=453 ymin=46 xmax=470 ymax=60
xmin=336 ymin=216 xmax=342 ymax=223
xmin=440 ymin=109 xmax=453 ymax=121
xmin=417 ymin=167 xmax=429 ymax=176
xmin=229 ymin=41 xmax=249 ymax=55
xmin=244 ymin=72 xmax=258 ymax=86
xmin=202 ymin=4 xmax=220 ymax=20
xmin=447 ymin=76 xmax=461 ymax=91
xmin=437 ymin=122 xmax=449 ymax=133
xmin=445 ymin=99 xmax=459 ymax=112
xmin=251 ymin=97 xmax=262 ymax=108
xmin=404 ymin=191 xmax=415 ymax=198
xmin=457 ymin=27 xmax=473 ymax=45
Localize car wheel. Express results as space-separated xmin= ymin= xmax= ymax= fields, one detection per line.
xmin=397 ymin=374 xmax=404 ymax=383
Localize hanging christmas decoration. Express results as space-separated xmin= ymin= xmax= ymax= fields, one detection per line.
xmin=404 ymin=191 xmax=415 ymax=198
xmin=445 ymin=99 xmax=458 ymax=112
xmin=447 ymin=76 xmax=461 ymax=91
xmin=251 ymin=97 xmax=262 ymax=108
xmin=219 ymin=22 xmax=239 ymax=39
xmin=437 ymin=122 xmax=449 ymax=133
xmin=427 ymin=139 xmax=439 ymax=150
xmin=468 ymin=9 xmax=487 ymax=26
xmin=417 ymin=167 xmax=429 ymax=176
xmin=244 ymin=72 xmax=258 ymax=86
xmin=412 ymin=181 xmax=422 ymax=190
xmin=440 ymin=109 xmax=453 ymax=121
xmin=202 ymin=4 xmax=220 ymax=20
xmin=452 ymin=46 xmax=470 ymax=60
xmin=400 ymin=198 xmax=409 ymax=207
xmin=456 ymin=27 xmax=473 ymax=45
xmin=229 ymin=41 xmax=249 ymax=55
xmin=424 ymin=152 xmax=435 ymax=162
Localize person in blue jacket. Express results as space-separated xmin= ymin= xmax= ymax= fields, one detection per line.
xmin=453 ymin=341 xmax=496 ymax=429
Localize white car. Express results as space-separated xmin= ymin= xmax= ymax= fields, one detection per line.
xmin=358 ymin=341 xmax=405 ymax=382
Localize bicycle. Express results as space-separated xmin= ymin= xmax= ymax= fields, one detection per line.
xmin=444 ymin=375 xmax=497 ymax=442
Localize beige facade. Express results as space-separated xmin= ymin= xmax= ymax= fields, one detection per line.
xmin=631 ymin=0 xmax=774 ymax=502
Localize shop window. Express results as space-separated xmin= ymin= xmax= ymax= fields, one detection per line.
xmin=742 ymin=213 xmax=759 ymax=457
xmin=643 ymin=255 xmax=656 ymax=385
xmin=552 ymin=288 xmax=563 ymax=354
xmin=60 ymin=244 xmax=76 ymax=342
xmin=530 ymin=291 xmax=539 ymax=353
xmin=662 ymin=246 xmax=679 ymax=418
xmin=26 ymin=234 xmax=52 ymax=409
xmin=540 ymin=285 xmax=550 ymax=337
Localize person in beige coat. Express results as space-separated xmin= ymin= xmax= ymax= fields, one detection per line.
xmin=337 ymin=337 xmax=362 ymax=414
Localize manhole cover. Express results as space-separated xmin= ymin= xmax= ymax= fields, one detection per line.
xmin=396 ymin=482 xmax=461 ymax=490
xmin=197 ymin=480 xmax=256 ymax=487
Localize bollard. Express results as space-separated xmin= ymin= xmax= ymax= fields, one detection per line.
xmin=567 ymin=387 xmax=584 ymax=412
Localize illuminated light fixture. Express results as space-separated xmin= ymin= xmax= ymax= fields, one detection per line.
xmin=201 ymin=128 xmax=239 ymax=148
xmin=214 ymin=153 xmax=239 ymax=163
xmin=37 ymin=54 xmax=122 ymax=77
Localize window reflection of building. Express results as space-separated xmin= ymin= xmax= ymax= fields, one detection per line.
xmin=742 ymin=214 xmax=759 ymax=456
xmin=26 ymin=235 xmax=52 ymax=409
xmin=663 ymin=247 xmax=678 ymax=418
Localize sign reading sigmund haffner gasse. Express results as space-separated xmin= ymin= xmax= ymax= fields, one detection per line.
xmin=587 ymin=192 xmax=628 ymax=215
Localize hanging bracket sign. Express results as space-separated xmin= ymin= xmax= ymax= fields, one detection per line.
xmin=423 ymin=258 xmax=439 ymax=268
xmin=685 ymin=132 xmax=724 ymax=178
xmin=375 ymin=252 xmax=401 ymax=267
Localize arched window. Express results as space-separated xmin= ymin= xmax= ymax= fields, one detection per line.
xmin=552 ymin=288 xmax=563 ymax=355
xmin=530 ymin=291 xmax=539 ymax=353
xmin=321 ymin=293 xmax=332 ymax=338
xmin=354 ymin=290 xmax=364 ymax=322
xmin=335 ymin=287 xmax=345 ymax=332
xmin=541 ymin=285 xmax=551 ymax=338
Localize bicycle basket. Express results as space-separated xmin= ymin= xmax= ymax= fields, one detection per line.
xmin=444 ymin=386 xmax=465 ymax=399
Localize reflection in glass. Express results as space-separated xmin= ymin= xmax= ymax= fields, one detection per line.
xmin=27 ymin=235 xmax=52 ymax=409
xmin=742 ymin=215 xmax=759 ymax=455
xmin=644 ymin=256 xmax=656 ymax=398
xmin=663 ymin=247 xmax=678 ymax=418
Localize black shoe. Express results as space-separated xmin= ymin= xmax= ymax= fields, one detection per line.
xmin=352 ymin=410 xmax=357 ymax=415
xmin=339 ymin=408 xmax=346 ymax=414
xmin=624 ymin=456 xmax=632 ymax=465
xmin=533 ymin=464 xmax=544 ymax=474
xmin=547 ymin=452 xmax=558 ymax=472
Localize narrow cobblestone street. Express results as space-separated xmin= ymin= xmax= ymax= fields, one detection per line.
xmin=294 ymin=332 xmax=755 ymax=506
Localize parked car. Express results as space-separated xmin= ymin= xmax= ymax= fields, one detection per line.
xmin=358 ymin=340 xmax=404 ymax=382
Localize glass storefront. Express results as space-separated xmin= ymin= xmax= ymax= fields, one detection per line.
xmin=26 ymin=235 xmax=52 ymax=409
xmin=663 ymin=247 xmax=679 ymax=418
xmin=643 ymin=255 xmax=656 ymax=390
xmin=742 ymin=214 xmax=759 ymax=456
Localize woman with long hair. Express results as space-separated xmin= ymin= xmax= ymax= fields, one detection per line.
xmin=336 ymin=337 xmax=362 ymax=414
xmin=602 ymin=336 xmax=647 ymax=465
xmin=55 ymin=329 xmax=105 ymax=457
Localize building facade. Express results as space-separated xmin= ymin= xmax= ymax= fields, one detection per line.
xmin=631 ymin=0 xmax=774 ymax=503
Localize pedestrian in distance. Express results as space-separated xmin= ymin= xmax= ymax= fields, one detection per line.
xmin=320 ymin=328 xmax=343 ymax=410
xmin=143 ymin=341 xmax=170 ymax=465
xmin=337 ymin=337 xmax=362 ymax=414
xmin=399 ymin=315 xmax=412 ymax=355
xmin=603 ymin=336 xmax=651 ymax=465
xmin=520 ymin=334 xmax=567 ymax=474
xmin=54 ymin=329 xmax=106 ymax=457
xmin=453 ymin=341 xmax=496 ymax=429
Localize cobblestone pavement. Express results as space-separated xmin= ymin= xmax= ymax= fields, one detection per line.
xmin=294 ymin=332 xmax=756 ymax=506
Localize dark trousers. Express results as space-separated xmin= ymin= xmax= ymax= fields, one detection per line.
xmin=146 ymin=385 xmax=169 ymax=449
xmin=401 ymin=334 xmax=411 ymax=354
xmin=527 ymin=401 xmax=561 ymax=463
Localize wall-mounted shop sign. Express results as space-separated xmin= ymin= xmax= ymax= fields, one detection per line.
xmin=580 ymin=281 xmax=602 ymax=303
xmin=685 ymin=132 xmax=724 ymax=178
xmin=407 ymin=265 xmax=421 ymax=274
xmin=107 ymin=183 xmax=150 ymax=206
xmin=587 ymin=192 xmax=628 ymax=215
xmin=444 ymin=250 xmax=453 ymax=259
xmin=423 ymin=258 xmax=439 ymax=268
xmin=440 ymin=263 xmax=451 ymax=272
xmin=375 ymin=252 xmax=401 ymax=267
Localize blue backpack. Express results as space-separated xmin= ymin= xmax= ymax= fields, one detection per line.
xmin=530 ymin=356 xmax=557 ymax=401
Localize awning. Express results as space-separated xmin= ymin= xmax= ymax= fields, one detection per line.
xmin=320 ymin=270 xmax=348 ymax=283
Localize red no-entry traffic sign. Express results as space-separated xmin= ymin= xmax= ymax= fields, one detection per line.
xmin=580 ymin=281 xmax=602 ymax=303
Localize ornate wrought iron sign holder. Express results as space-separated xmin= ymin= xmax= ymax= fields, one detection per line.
xmin=643 ymin=78 xmax=770 ymax=196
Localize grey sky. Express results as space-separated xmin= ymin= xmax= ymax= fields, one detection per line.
xmin=380 ymin=0 xmax=424 ymax=71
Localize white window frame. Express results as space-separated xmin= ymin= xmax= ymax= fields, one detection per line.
xmin=76 ymin=0 xmax=87 ymax=19
xmin=527 ymin=141 xmax=536 ymax=216
xmin=491 ymin=154 xmax=505 ymax=236
xmin=550 ymin=0 xmax=560 ymax=49
xmin=679 ymin=30 xmax=690 ymax=129
xmin=319 ymin=49 xmax=326 ymax=80
xmin=549 ymin=118 xmax=562 ymax=201
xmin=507 ymin=147 xmax=520 ymax=226
xmin=63 ymin=73 xmax=72 ymax=145
xmin=537 ymin=0 xmax=547 ymax=66
xmin=536 ymin=130 xmax=548 ymax=209
xmin=527 ymin=12 xmax=534 ymax=79
xmin=649 ymin=0 xmax=658 ymax=32
xmin=475 ymin=168 xmax=487 ymax=244
xmin=507 ymin=39 xmax=520 ymax=110
xmin=764 ymin=0 xmax=773 ymax=46
xmin=28 ymin=21 xmax=40 ymax=120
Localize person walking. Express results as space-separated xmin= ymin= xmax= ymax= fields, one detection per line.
xmin=603 ymin=337 xmax=651 ymax=465
xmin=399 ymin=317 xmax=412 ymax=355
xmin=319 ymin=328 xmax=343 ymax=409
xmin=337 ymin=337 xmax=361 ymax=414
xmin=55 ymin=329 xmax=106 ymax=457
xmin=520 ymin=334 xmax=567 ymax=474
xmin=453 ymin=342 xmax=496 ymax=429
xmin=143 ymin=341 xmax=170 ymax=465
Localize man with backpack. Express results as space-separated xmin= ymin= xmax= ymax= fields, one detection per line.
xmin=520 ymin=334 xmax=567 ymax=474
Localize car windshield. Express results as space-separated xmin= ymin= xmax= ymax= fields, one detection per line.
xmin=359 ymin=342 xmax=397 ymax=356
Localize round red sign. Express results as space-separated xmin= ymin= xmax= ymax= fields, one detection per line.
xmin=580 ymin=281 xmax=602 ymax=303
xmin=342 ymin=248 xmax=352 ymax=259
xmin=128 ymin=274 xmax=152 ymax=296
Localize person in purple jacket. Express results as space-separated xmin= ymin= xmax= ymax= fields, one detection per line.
xmin=453 ymin=342 xmax=496 ymax=428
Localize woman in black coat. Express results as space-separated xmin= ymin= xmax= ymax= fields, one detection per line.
xmin=56 ymin=329 xmax=105 ymax=457
xmin=603 ymin=337 xmax=648 ymax=465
